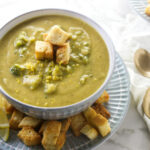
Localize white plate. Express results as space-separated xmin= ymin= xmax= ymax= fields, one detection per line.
xmin=130 ymin=0 xmax=150 ymax=22
xmin=0 ymin=52 xmax=130 ymax=150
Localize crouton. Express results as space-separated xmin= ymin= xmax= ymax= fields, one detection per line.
xmin=145 ymin=4 xmax=150 ymax=16
xmin=4 ymin=101 xmax=14 ymax=114
xmin=35 ymin=41 xmax=53 ymax=60
xmin=80 ymin=124 xmax=98 ymax=140
xmin=42 ymin=121 xmax=62 ymax=150
xmin=0 ymin=93 xmax=14 ymax=114
xmin=56 ymin=42 xmax=71 ymax=65
xmin=43 ymin=33 xmax=48 ymax=41
xmin=95 ymin=90 xmax=109 ymax=104
xmin=61 ymin=118 xmax=71 ymax=132
xmin=83 ymin=107 xmax=111 ymax=137
xmin=70 ymin=113 xmax=86 ymax=136
xmin=9 ymin=110 xmax=24 ymax=130
xmin=45 ymin=25 xmax=70 ymax=45
xmin=18 ymin=116 xmax=42 ymax=128
xmin=39 ymin=121 xmax=49 ymax=134
xmin=92 ymin=103 xmax=111 ymax=119
xmin=18 ymin=127 xmax=41 ymax=146
xmin=55 ymin=118 xmax=71 ymax=150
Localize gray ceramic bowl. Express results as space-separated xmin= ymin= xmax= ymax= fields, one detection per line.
xmin=0 ymin=9 xmax=115 ymax=120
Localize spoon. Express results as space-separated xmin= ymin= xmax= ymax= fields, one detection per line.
xmin=134 ymin=48 xmax=150 ymax=78
xmin=143 ymin=88 xmax=150 ymax=118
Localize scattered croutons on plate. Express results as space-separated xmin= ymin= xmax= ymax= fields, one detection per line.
xmin=56 ymin=42 xmax=71 ymax=65
xmin=92 ymin=103 xmax=111 ymax=119
xmin=9 ymin=110 xmax=24 ymax=130
xmin=18 ymin=116 xmax=42 ymax=128
xmin=83 ymin=107 xmax=111 ymax=137
xmin=42 ymin=121 xmax=62 ymax=150
xmin=6 ymin=90 xmax=111 ymax=150
xmin=39 ymin=121 xmax=49 ymax=135
xmin=45 ymin=25 xmax=70 ymax=46
xmin=70 ymin=113 xmax=87 ymax=136
xmin=18 ymin=127 xmax=41 ymax=146
xmin=35 ymin=41 xmax=53 ymax=60
xmin=80 ymin=124 xmax=98 ymax=140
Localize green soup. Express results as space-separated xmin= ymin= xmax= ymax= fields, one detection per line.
xmin=0 ymin=15 xmax=109 ymax=107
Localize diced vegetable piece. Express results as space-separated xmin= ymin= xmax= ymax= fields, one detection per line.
xmin=45 ymin=25 xmax=70 ymax=45
xmin=82 ymin=56 xmax=89 ymax=64
xmin=14 ymin=31 xmax=29 ymax=48
xmin=15 ymin=39 xmax=26 ymax=47
xmin=18 ymin=47 xmax=28 ymax=57
xmin=10 ymin=64 xmax=25 ymax=76
xmin=23 ymin=75 xmax=42 ymax=90
xmin=44 ymin=83 xmax=57 ymax=94
xmin=56 ymin=42 xmax=71 ymax=65
xmin=80 ymin=74 xmax=90 ymax=85
xmin=70 ymin=53 xmax=81 ymax=63
xmin=52 ymin=65 xmax=63 ymax=76
xmin=66 ymin=65 xmax=72 ymax=73
xmin=81 ymin=47 xmax=89 ymax=55
xmin=71 ymin=35 xmax=77 ymax=40
xmin=35 ymin=41 xmax=53 ymax=60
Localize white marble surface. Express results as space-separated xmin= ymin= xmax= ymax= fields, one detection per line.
xmin=0 ymin=0 xmax=150 ymax=150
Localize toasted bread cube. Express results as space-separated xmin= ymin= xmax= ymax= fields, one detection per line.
xmin=80 ymin=124 xmax=98 ymax=140
xmin=9 ymin=110 xmax=24 ymax=130
xmin=56 ymin=42 xmax=71 ymax=65
xmin=18 ymin=116 xmax=42 ymax=128
xmin=18 ymin=127 xmax=41 ymax=146
xmin=83 ymin=107 xmax=111 ymax=137
xmin=92 ymin=103 xmax=111 ymax=119
xmin=70 ymin=113 xmax=86 ymax=136
xmin=145 ymin=4 xmax=150 ymax=16
xmin=0 ymin=93 xmax=14 ymax=114
xmin=45 ymin=25 xmax=69 ymax=45
xmin=5 ymin=101 xmax=14 ymax=114
xmin=61 ymin=118 xmax=71 ymax=132
xmin=43 ymin=33 xmax=48 ymax=41
xmin=56 ymin=132 xmax=66 ymax=150
xmin=39 ymin=121 xmax=49 ymax=134
xmin=35 ymin=41 xmax=53 ymax=60
xmin=56 ymin=118 xmax=71 ymax=150
xmin=95 ymin=91 xmax=109 ymax=104
xmin=42 ymin=121 xmax=62 ymax=150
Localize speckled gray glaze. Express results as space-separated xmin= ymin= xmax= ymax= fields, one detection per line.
xmin=0 ymin=9 xmax=115 ymax=119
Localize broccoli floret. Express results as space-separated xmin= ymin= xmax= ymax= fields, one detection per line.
xmin=10 ymin=64 xmax=25 ymax=76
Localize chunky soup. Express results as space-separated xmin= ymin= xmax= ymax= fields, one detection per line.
xmin=0 ymin=15 xmax=109 ymax=107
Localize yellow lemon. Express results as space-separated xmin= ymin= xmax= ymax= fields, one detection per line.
xmin=0 ymin=127 xmax=9 ymax=141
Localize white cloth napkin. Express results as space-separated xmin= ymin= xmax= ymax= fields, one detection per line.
xmin=103 ymin=13 xmax=150 ymax=131
xmin=0 ymin=0 xmax=150 ymax=131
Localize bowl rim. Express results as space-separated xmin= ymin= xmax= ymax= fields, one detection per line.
xmin=0 ymin=8 xmax=115 ymax=110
